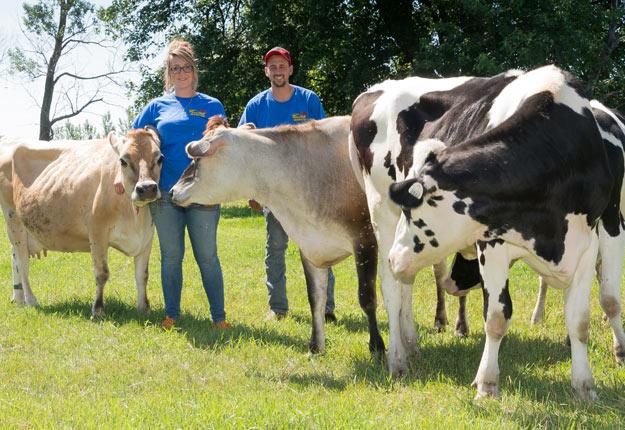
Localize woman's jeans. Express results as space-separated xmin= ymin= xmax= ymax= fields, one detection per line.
xmin=150 ymin=195 xmax=225 ymax=322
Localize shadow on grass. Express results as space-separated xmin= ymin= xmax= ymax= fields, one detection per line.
xmin=220 ymin=205 xmax=263 ymax=219
xmin=288 ymin=310 xmax=390 ymax=334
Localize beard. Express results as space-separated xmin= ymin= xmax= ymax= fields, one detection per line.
xmin=271 ymin=77 xmax=288 ymax=87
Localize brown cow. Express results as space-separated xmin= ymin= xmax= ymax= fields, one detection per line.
xmin=0 ymin=128 xmax=162 ymax=316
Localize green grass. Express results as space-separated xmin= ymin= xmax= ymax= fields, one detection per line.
xmin=0 ymin=200 xmax=624 ymax=429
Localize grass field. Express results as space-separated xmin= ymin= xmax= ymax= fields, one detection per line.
xmin=0 ymin=200 xmax=624 ymax=429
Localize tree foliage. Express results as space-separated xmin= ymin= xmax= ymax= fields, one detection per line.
xmin=102 ymin=0 xmax=624 ymax=123
xmin=9 ymin=0 xmax=131 ymax=140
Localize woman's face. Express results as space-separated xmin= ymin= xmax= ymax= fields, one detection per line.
xmin=169 ymin=55 xmax=194 ymax=94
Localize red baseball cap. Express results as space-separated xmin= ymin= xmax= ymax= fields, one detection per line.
xmin=264 ymin=47 xmax=292 ymax=65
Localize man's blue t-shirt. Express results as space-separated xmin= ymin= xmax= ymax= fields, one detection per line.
xmin=238 ymin=85 xmax=325 ymax=128
xmin=133 ymin=92 xmax=226 ymax=191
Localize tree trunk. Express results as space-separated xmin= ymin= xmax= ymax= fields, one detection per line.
xmin=39 ymin=0 xmax=70 ymax=141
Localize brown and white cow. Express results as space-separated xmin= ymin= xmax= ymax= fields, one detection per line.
xmin=169 ymin=115 xmax=385 ymax=354
xmin=351 ymin=65 xmax=612 ymax=400
xmin=0 ymin=128 xmax=162 ymax=316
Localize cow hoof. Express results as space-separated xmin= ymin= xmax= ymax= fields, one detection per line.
xmin=91 ymin=308 xmax=105 ymax=319
xmin=10 ymin=294 xmax=25 ymax=306
xmin=308 ymin=341 xmax=325 ymax=354
xmin=369 ymin=336 xmax=386 ymax=354
xmin=388 ymin=359 xmax=409 ymax=378
xmin=138 ymin=304 xmax=151 ymax=315
xmin=473 ymin=381 xmax=501 ymax=400
xmin=572 ymin=380 xmax=598 ymax=401
xmin=455 ymin=318 xmax=468 ymax=337
xmin=434 ymin=318 xmax=447 ymax=333
xmin=613 ymin=345 xmax=624 ymax=366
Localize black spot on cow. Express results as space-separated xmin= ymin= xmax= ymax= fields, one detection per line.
xmin=482 ymin=287 xmax=489 ymax=322
xmin=479 ymin=253 xmax=485 ymax=266
xmin=453 ymin=200 xmax=467 ymax=214
xmin=395 ymin=103 xmax=436 ymax=176
xmin=413 ymin=235 xmax=424 ymax=253
xmin=429 ymin=238 xmax=439 ymax=247
xmin=592 ymin=107 xmax=625 ymax=238
xmin=426 ymin=198 xmax=438 ymax=207
xmin=414 ymin=218 xmax=427 ymax=228
xmin=351 ymin=91 xmax=383 ymax=174
xmin=449 ymin=253 xmax=482 ymax=291
xmin=383 ymin=151 xmax=397 ymax=181
xmin=499 ymin=280 xmax=513 ymax=320
xmin=424 ymin=229 xmax=435 ymax=237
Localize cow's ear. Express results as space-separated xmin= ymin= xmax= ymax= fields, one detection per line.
xmin=108 ymin=131 xmax=123 ymax=155
xmin=144 ymin=125 xmax=161 ymax=147
xmin=389 ymin=178 xmax=425 ymax=208
xmin=239 ymin=122 xmax=256 ymax=130
xmin=186 ymin=136 xmax=228 ymax=158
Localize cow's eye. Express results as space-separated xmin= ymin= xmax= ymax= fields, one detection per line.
xmin=120 ymin=158 xmax=128 ymax=167
xmin=157 ymin=155 xmax=164 ymax=165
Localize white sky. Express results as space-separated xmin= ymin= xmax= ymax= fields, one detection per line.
xmin=0 ymin=0 xmax=152 ymax=139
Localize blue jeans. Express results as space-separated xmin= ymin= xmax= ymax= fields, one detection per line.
xmin=264 ymin=208 xmax=335 ymax=314
xmin=150 ymin=195 xmax=226 ymax=323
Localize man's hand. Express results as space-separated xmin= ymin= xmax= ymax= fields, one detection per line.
xmin=248 ymin=199 xmax=262 ymax=212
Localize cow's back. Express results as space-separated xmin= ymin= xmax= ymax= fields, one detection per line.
xmin=8 ymin=138 xmax=127 ymax=252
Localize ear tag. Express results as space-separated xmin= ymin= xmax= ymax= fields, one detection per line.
xmin=408 ymin=182 xmax=423 ymax=199
xmin=198 ymin=140 xmax=210 ymax=154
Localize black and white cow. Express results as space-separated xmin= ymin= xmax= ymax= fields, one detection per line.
xmin=350 ymin=65 xmax=612 ymax=400
xmin=530 ymin=100 xmax=625 ymax=365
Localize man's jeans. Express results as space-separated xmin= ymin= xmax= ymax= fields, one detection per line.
xmin=264 ymin=208 xmax=335 ymax=314
xmin=150 ymin=195 xmax=225 ymax=322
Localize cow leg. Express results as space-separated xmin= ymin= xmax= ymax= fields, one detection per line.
xmin=531 ymin=277 xmax=549 ymax=325
xmin=3 ymin=209 xmax=37 ymax=306
xmin=354 ymin=243 xmax=385 ymax=353
xmin=564 ymin=234 xmax=598 ymax=401
xmin=472 ymin=243 xmax=512 ymax=399
xmin=10 ymin=245 xmax=24 ymax=305
xmin=133 ymin=238 xmax=152 ymax=314
xmin=432 ymin=261 xmax=448 ymax=332
xmin=89 ymin=239 xmax=110 ymax=318
xmin=300 ymin=250 xmax=327 ymax=353
xmin=597 ymin=224 xmax=625 ymax=365
xmin=455 ymin=295 xmax=468 ymax=337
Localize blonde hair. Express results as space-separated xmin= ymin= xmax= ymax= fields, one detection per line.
xmin=164 ymin=38 xmax=199 ymax=92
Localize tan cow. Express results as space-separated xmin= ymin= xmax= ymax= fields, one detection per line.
xmin=0 ymin=128 xmax=162 ymax=316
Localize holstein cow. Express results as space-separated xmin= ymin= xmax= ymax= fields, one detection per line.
xmin=351 ymin=65 xmax=612 ymax=400
xmin=530 ymin=100 xmax=625 ymax=365
xmin=0 ymin=128 xmax=162 ymax=316
xmin=169 ymin=115 xmax=385 ymax=354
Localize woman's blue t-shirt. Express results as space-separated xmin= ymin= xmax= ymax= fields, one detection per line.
xmin=133 ymin=92 xmax=226 ymax=191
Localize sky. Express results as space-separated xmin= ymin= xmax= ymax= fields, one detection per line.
xmin=0 ymin=0 xmax=149 ymax=139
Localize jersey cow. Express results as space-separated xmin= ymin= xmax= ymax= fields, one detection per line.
xmin=0 ymin=129 xmax=162 ymax=316
xmin=169 ymin=115 xmax=385 ymax=355
xmin=350 ymin=65 xmax=612 ymax=400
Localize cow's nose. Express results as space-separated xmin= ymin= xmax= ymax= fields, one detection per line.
xmin=136 ymin=183 xmax=157 ymax=196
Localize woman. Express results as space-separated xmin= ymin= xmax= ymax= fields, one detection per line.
xmin=121 ymin=39 xmax=231 ymax=330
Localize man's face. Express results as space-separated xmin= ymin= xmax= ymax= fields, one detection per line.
xmin=265 ymin=55 xmax=293 ymax=88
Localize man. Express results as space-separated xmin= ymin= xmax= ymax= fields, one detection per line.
xmin=238 ymin=46 xmax=336 ymax=322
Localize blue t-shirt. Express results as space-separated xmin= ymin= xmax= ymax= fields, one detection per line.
xmin=133 ymin=92 xmax=226 ymax=191
xmin=238 ymin=85 xmax=325 ymax=128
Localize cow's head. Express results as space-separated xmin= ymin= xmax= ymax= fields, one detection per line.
xmin=109 ymin=127 xmax=163 ymax=207
xmin=387 ymin=139 xmax=479 ymax=276
xmin=169 ymin=115 xmax=247 ymax=206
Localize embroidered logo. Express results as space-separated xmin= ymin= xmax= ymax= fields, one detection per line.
xmin=292 ymin=112 xmax=307 ymax=122
xmin=190 ymin=109 xmax=207 ymax=118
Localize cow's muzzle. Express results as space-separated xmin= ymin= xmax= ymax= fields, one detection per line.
xmin=133 ymin=181 xmax=160 ymax=205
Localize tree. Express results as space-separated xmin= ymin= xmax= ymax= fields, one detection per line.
xmin=102 ymin=0 xmax=625 ymax=120
xmin=9 ymin=0 xmax=131 ymax=141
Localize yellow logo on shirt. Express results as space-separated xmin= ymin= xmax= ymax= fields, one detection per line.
xmin=189 ymin=109 xmax=207 ymax=118
xmin=292 ymin=112 xmax=307 ymax=122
